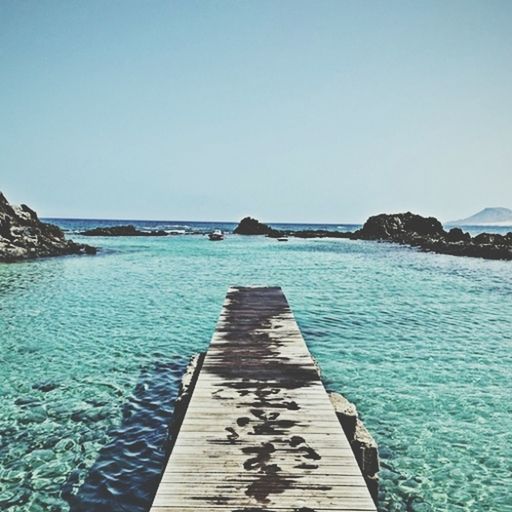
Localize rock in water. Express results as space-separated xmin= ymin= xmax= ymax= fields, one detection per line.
xmin=80 ymin=225 xmax=168 ymax=236
xmin=445 ymin=227 xmax=471 ymax=243
xmin=0 ymin=192 xmax=96 ymax=262
xmin=353 ymin=212 xmax=445 ymax=241
xmin=329 ymin=392 xmax=379 ymax=503
xmin=233 ymin=217 xmax=281 ymax=236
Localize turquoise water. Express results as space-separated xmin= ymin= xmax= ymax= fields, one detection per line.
xmin=1 ymin=222 xmax=512 ymax=511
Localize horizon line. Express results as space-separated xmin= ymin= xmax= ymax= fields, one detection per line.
xmin=41 ymin=215 xmax=364 ymax=225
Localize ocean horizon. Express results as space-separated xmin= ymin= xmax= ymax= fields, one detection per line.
xmin=42 ymin=217 xmax=512 ymax=237
xmin=43 ymin=217 xmax=362 ymax=234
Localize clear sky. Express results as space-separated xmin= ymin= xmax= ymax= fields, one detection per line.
xmin=1 ymin=1 xmax=511 ymax=223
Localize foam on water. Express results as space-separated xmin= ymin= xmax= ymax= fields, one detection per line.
xmin=1 ymin=221 xmax=511 ymax=511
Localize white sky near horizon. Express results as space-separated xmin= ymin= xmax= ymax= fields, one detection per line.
xmin=1 ymin=0 xmax=511 ymax=223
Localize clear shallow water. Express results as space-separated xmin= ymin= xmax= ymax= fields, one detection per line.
xmin=1 ymin=219 xmax=511 ymax=512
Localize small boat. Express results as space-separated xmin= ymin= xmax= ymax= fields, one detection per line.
xmin=208 ymin=229 xmax=224 ymax=241
xmin=277 ymin=236 xmax=288 ymax=242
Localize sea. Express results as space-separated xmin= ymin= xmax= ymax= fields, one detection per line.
xmin=1 ymin=218 xmax=511 ymax=512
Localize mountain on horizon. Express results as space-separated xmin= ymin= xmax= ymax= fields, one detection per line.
xmin=448 ymin=207 xmax=512 ymax=226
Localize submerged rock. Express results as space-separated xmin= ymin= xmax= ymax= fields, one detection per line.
xmin=0 ymin=192 xmax=96 ymax=263
xmin=32 ymin=382 xmax=60 ymax=393
xmin=80 ymin=225 xmax=168 ymax=236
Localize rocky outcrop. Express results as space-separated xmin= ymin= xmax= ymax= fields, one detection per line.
xmin=351 ymin=212 xmax=512 ymax=260
xmin=234 ymin=217 xmax=352 ymax=239
xmin=233 ymin=213 xmax=512 ymax=259
xmin=0 ymin=192 xmax=96 ymax=263
xmin=352 ymin=212 xmax=445 ymax=242
xmin=329 ymin=392 xmax=379 ymax=503
xmin=291 ymin=229 xmax=351 ymax=239
xmin=233 ymin=217 xmax=281 ymax=236
xmin=80 ymin=225 xmax=168 ymax=236
xmin=445 ymin=227 xmax=471 ymax=243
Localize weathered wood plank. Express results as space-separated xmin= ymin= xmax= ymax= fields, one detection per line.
xmin=159 ymin=474 xmax=367 ymax=484
xmin=152 ymin=508 xmax=374 ymax=512
xmin=150 ymin=286 xmax=377 ymax=511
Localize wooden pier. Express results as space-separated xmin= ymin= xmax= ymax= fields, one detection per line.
xmin=150 ymin=286 xmax=377 ymax=512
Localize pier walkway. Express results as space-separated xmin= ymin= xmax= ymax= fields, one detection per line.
xmin=150 ymin=286 xmax=376 ymax=512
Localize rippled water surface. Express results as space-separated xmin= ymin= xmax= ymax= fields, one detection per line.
xmin=1 ymin=220 xmax=511 ymax=511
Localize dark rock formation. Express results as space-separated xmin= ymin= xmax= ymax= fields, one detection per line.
xmin=445 ymin=227 xmax=471 ymax=243
xmin=234 ymin=214 xmax=512 ymax=259
xmin=352 ymin=212 xmax=445 ymax=242
xmin=234 ymin=217 xmax=351 ymax=239
xmin=0 ymin=192 xmax=96 ymax=263
xmin=233 ymin=217 xmax=280 ymax=236
xmin=80 ymin=225 xmax=168 ymax=236
xmin=352 ymin=212 xmax=512 ymax=260
xmin=291 ymin=229 xmax=351 ymax=239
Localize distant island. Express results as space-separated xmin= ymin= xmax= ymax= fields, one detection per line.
xmin=448 ymin=207 xmax=512 ymax=226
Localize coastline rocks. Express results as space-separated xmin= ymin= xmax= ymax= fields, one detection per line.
xmin=445 ymin=227 xmax=471 ymax=243
xmin=0 ymin=192 xmax=96 ymax=263
xmin=80 ymin=225 xmax=168 ymax=236
xmin=352 ymin=212 xmax=512 ymax=260
xmin=234 ymin=214 xmax=511 ymax=260
xmin=233 ymin=217 xmax=280 ymax=236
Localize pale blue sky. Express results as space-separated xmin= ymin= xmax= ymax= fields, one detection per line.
xmin=1 ymin=0 xmax=511 ymax=223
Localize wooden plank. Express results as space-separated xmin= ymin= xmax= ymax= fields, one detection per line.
xmin=159 ymin=474 xmax=367 ymax=484
xmin=150 ymin=286 xmax=376 ymax=512
xmin=152 ymin=496 xmax=376 ymax=509
xmin=152 ymin=508 xmax=374 ymax=512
